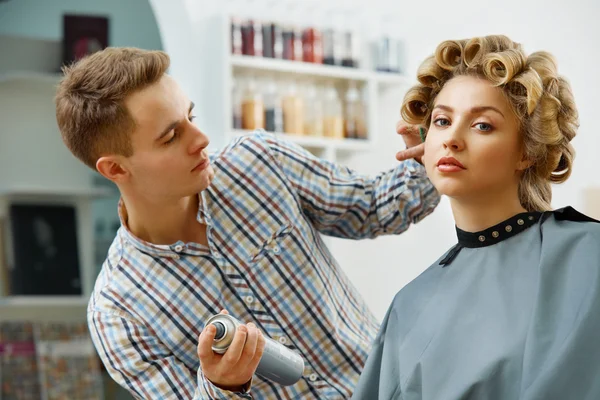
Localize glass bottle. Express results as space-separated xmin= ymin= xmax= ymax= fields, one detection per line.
xmin=344 ymin=83 xmax=367 ymax=139
xmin=282 ymin=81 xmax=304 ymax=135
xmin=302 ymin=27 xmax=323 ymax=64
xmin=232 ymin=76 xmax=243 ymax=130
xmin=264 ymin=79 xmax=284 ymax=133
xmin=241 ymin=77 xmax=265 ymax=130
xmin=323 ymin=85 xmax=344 ymax=139
xmin=303 ymin=84 xmax=324 ymax=137
xmin=231 ymin=16 xmax=243 ymax=55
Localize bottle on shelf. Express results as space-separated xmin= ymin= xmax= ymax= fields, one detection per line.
xmin=231 ymin=16 xmax=243 ymax=55
xmin=302 ymin=27 xmax=323 ymax=64
xmin=264 ymin=79 xmax=284 ymax=133
xmin=341 ymin=11 xmax=360 ymax=68
xmin=232 ymin=76 xmax=243 ymax=130
xmin=303 ymin=83 xmax=324 ymax=137
xmin=342 ymin=31 xmax=359 ymax=68
xmin=344 ymin=83 xmax=367 ymax=139
xmin=252 ymin=19 xmax=264 ymax=57
xmin=241 ymin=18 xmax=263 ymax=57
xmin=282 ymin=26 xmax=295 ymax=60
xmin=323 ymin=84 xmax=344 ymax=139
xmin=374 ymin=19 xmax=402 ymax=72
xmin=272 ymin=22 xmax=284 ymax=59
xmin=266 ymin=2 xmax=284 ymax=59
xmin=293 ymin=25 xmax=304 ymax=62
xmin=241 ymin=76 xmax=265 ymax=130
xmin=322 ymin=27 xmax=337 ymax=66
xmin=282 ymin=80 xmax=305 ymax=135
xmin=320 ymin=11 xmax=339 ymax=66
xmin=241 ymin=20 xmax=253 ymax=55
xmin=262 ymin=21 xmax=274 ymax=58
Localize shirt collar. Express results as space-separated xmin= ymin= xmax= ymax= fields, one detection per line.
xmin=117 ymin=194 xmax=212 ymax=258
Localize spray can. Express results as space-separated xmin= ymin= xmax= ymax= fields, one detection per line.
xmin=206 ymin=314 xmax=305 ymax=386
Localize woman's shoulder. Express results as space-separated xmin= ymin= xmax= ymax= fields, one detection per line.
xmin=539 ymin=207 xmax=600 ymax=262
xmin=543 ymin=206 xmax=600 ymax=236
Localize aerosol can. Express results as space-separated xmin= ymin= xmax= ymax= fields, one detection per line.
xmin=205 ymin=314 xmax=305 ymax=386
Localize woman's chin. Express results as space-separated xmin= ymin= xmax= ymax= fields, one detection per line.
xmin=432 ymin=182 xmax=471 ymax=199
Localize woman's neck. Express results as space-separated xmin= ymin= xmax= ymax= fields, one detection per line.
xmin=450 ymin=192 xmax=527 ymax=232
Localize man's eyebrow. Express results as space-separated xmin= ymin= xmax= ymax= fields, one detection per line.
xmin=156 ymin=101 xmax=195 ymax=141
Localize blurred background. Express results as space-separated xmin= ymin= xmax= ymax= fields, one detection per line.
xmin=0 ymin=0 xmax=598 ymax=398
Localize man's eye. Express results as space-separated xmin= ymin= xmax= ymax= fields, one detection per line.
xmin=165 ymin=132 xmax=178 ymax=144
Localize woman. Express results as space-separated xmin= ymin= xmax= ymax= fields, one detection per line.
xmin=352 ymin=35 xmax=600 ymax=399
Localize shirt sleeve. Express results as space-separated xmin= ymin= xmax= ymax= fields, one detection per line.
xmin=260 ymin=132 xmax=440 ymax=239
xmin=88 ymin=310 xmax=253 ymax=399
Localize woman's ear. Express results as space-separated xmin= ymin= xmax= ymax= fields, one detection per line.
xmin=516 ymin=157 xmax=533 ymax=171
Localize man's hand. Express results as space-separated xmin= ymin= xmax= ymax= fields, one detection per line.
xmin=197 ymin=311 xmax=266 ymax=392
xmin=396 ymin=119 xmax=425 ymax=163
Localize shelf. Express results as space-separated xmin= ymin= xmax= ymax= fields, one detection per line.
xmin=231 ymin=55 xmax=409 ymax=86
xmin=0 ymin=185 xmax=115 ymax=198
xmin=231 ymin=129 xmax=373 ymax=152
xmin=0 ymin=71 xmax=63 ymax=86
xmin=231 ymin=55 xmax=369 ymax=82
xmin=0 ymin=296 xmax=89 ymax=307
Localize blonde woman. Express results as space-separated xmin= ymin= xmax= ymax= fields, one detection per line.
xmin=352 ymin=35 xmax=600 ymax=399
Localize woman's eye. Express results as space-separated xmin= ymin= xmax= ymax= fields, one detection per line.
xmin=433 ymin=118 xmax=450 ymax=127
xmin=474 ymin=122 xmax=493 ymax=132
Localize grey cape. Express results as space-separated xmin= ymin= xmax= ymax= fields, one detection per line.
xmin=352 ymin=207 xmax=600 ymax=400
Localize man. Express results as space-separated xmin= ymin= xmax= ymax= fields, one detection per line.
xmin=55 ymin=47 xmax=439 ymax=399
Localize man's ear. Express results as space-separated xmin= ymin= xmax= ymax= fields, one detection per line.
xmin=96 ymin=156 xmax=130 ymax=184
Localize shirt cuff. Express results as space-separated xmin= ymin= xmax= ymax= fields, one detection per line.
xmin=197 ymin=366 xmax=254 ymax=399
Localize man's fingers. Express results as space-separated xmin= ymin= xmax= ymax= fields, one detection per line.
xmin=248 ymin=330 xmax=266 ymax=372
xmin=222 ymin=325 xmax=248 ymax=365
xmin=396 ymin=121 xmax=419 ymax=137
xmin=197 ymin=324 xmax=217 ymax=364
xmin=220 ymin=309 xmax=229 ymax=315
xmin=239 ymin=323 xmax=259 ymax=367
xmin=396 ymin=144 xmax=425 ymax=162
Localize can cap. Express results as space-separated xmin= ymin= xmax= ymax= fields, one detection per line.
xmin=212 ymin=322 xmax=226 ymax=340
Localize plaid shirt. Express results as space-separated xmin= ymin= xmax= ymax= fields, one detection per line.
xmin=88 ymin=132 xmax=439 ymax=399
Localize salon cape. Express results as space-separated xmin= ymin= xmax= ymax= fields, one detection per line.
xmin=352 ymin=207 xmax=600 ymax=400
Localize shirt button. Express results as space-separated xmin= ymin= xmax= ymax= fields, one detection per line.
xmin=272 ymin=246 xmax=281 ymax=255
xmin=174 ymin=245 xmax=183 ymax=252
xmin=245 ymin=296 xmax=254 ymax=304
xmin=213 ymin=252 xmax=222 ymax=259
xmin=278 ymin=336 xmax=287 ymax=344
xmin=309 ymin=373 xmax=318 ymax=382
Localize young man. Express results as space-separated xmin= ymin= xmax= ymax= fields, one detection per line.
xmin=55 ymin=47 xmax=439 ymax=399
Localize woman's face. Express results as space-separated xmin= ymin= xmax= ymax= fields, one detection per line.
xmin=422 ymin=75 xmax=526 ymax=202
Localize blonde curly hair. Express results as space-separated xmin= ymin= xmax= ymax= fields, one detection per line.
xmin=401 ymin=35 xmax=579 ymax=211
